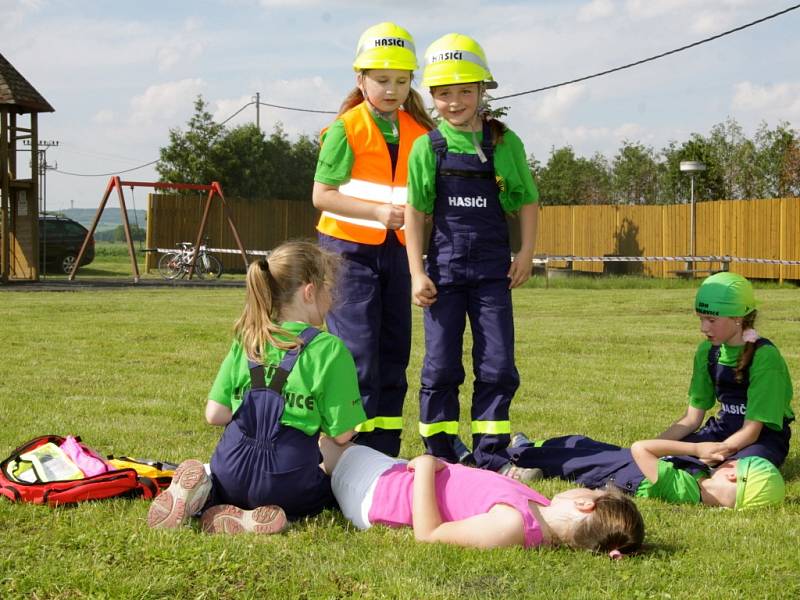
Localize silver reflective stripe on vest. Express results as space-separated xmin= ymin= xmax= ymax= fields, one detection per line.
xmin=324 ymin=178 xmax=408 ymax=229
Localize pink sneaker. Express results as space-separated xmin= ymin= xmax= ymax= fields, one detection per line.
xmin=147 ymin=459 xmax=211 ymax=529
xmin=200 ymin=504 xmax=288 ymax=535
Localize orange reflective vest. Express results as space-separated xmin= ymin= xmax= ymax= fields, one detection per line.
xmin=316 ymin=102 xmax=428 ymax=245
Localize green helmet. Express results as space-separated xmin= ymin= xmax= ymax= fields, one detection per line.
xmin=735 ymin=456 xmax=785 ymax=509
xmin=353 ymin=22 xmax=417 ymax=72
xmin=422 ymin=33 xmax=497 ymax=89
xmin=695 ymin=272 xmax=757 ymax=317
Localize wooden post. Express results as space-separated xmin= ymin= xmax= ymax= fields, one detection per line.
xmin=0 ymin=110 xmax=8 ymax=283
xmin=70 ymin=177 xmax=115 ymax=281
xmin=115 ymin=178 xmax=141 ymax=282
xmin=779 ymin=197 xmax=785 ymax=285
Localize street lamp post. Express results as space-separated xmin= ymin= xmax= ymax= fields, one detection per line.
xmin=680 ymin=160 xmax=706 ymax=272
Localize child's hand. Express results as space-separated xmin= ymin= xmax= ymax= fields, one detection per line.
xmin=696 ymin=442 xmax=732 ymax=465
xmin=411 ymin=274 xmax=437 ymax=307
xmin=407 ymin=455 xmax=446 ymax=473
xmin=375 ymin=204 xmax=405 ymax=230
xmin=507 ymin=248 xmax=533 ymax=289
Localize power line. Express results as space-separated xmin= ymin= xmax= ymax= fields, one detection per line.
xmin=257 ymin=100 xmax=335 ymax=115
xmin=55 ymin=159 xmax=159 ymax=178
xmin=494 ymin=2 xmax=800 ymax=101
xmin=51 ymin=3 xmax=799 ymax=178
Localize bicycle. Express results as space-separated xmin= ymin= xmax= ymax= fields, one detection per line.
xmin=157 ymin=240 xmax=223 ymax=280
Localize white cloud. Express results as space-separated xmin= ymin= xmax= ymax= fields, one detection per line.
xmin=130 ymin=79 xmax=207 ymax=127
xmin=0 ymin=0 xmax=40 ymax=25
xmin=578 ymin=0 xmax=616 ymax=22
xmin=625 ymin=0 xmax=697 ymax=20
xmin=156 ymin=18 xmax=207 ymax=73
xmin=92 ymin=109 xmax=115 ymax=124
xmin=732 ymin=81 xmax=800 ymax=120
xmin=624 ymin=0 xmax=763 ymax=33
xmin=533 ymin=85 xmax=588 ymax=122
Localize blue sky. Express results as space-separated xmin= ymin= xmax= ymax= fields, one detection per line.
xmin=3 ymin=0 xmax=799 ymax=210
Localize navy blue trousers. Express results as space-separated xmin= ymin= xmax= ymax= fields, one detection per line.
xmin=319 ymin=232 xmax=410 ymax=457
xmin=420 ymin=278 xmax=519 ymax=471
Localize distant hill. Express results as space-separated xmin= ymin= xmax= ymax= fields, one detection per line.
xmin=50 ymin=208 xmax=147 ymax=232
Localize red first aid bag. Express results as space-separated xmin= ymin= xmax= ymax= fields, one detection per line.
xmin=0 ymin=435 xmax=159 ymax=506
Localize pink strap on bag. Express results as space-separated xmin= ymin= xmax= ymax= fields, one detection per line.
xmin=60 ymin=436 xmax=111 ymax=477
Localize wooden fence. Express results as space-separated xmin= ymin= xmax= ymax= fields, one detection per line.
xmin=146 ymin=194 xmax=800 ymax=280
xmin=145 ymin=193 xmax=319 ymax=272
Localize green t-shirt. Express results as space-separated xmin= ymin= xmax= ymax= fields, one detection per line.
xmin=688 ymin=340 xmax=795 ymax=430
xmin=207 ymin=322 xmax=366 ymax=437
xmin=635 ymin=460 xmax=704 ymax=504
xmin=406 ymin=119 xmax=539 ymax=214
xmin=314 ymin=110 xmax=400 ymax=187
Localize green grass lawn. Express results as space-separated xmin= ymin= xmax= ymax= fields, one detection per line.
xmin=1 ymin=277 xmax=799 ymax=598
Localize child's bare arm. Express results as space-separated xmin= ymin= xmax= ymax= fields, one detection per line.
xmin=205 ymin=399 xmax=232 ymax=426
xmin=312 ymin=182 xmax=404 ymax=229
xmin=405 ymin=206 xmax=437 ymax=307
xmin=507 ymin=203 xmax=538 ymax=289
xmin=657 ymin=406 xmax=706 ymax=440
xmin=631 ymin=439 xmax=729 ymax=483
xmin=409 ymin=455 xmax=522 ymax=548
xmin=719 ymin=419 xmax=763 ymax=455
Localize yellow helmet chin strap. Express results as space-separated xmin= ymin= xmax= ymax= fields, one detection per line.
xmin=470 ymin=83 xmax=488 ymax=163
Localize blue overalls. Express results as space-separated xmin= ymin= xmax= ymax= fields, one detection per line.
xmin=509 ymin=435 xmax=709 ymax=494
xmin=319 ymin=231 xmax=410 ymax=458
xmin=680 ymin=338 xmax=793 ymax=467
xmin=419 ymin=123 xmax=519 ymax=472
xmin=208 ymin=327 xmax=335 ymax=520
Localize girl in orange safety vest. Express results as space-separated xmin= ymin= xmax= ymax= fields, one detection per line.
xmin=312 ymin=22 xmax=435 ymax=457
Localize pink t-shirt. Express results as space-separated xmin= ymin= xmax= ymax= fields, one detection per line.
xmin=367 ymin=462 xmax=550 ymax=548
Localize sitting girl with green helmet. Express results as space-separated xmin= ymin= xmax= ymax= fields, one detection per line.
xmin=657 ymin=272 xmax=794 ymax=467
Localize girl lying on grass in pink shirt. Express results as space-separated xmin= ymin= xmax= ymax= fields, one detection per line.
xmin=320 ymin=438 xmax=644 ymax=556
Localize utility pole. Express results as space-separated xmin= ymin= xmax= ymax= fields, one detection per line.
xmin=24 ymin=139 xmax=59 ymax=214
xmin=253 ymin=92 xmax=260 ymax=132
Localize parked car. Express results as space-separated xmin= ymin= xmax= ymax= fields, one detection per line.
xmin=39 ymin=215 xmax=95 ymax=274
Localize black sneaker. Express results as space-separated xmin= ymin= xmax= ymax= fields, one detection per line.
xmin=511 ymin=432 xmax=532 ymax=448
xmin=499 ymin=462 xmax=543 ymax=483
xmin=452 ymin=436 xmax=475 ymax=466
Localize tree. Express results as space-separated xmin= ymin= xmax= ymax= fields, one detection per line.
xmin=157 ymin=96 xmax=226 ymax=186
xmin=706 ymin=118 xmax=760 ymax=200
xmin=536 ymin=146 xmax=611 ymax=205
xmin=157 ymin=101 xmax=322 ymax=202
xmin=660 ymin=135 xmax=725 ymax=203
xmin=611 ymin=141 xmax=659 ymax=204
xmin=287 ymin=134 xmax=320 ymax=201
xmin=212 ymin=123 xmax=271 ymax=199
xmin=754 ymin=122 xmax=800 ymax=198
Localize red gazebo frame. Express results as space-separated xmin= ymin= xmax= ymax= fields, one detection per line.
xmin=69 ymin=176 xmax=249 ymax=282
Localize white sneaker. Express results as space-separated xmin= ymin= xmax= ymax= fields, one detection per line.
xmin=147 ymin=459 xmax=211 ymax=529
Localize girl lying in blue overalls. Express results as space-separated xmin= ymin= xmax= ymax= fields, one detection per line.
xmin=148 ymin=240 xmax=366 ymax=534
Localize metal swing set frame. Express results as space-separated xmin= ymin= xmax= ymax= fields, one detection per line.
xmin=68 ymin=176 xmax=249 ymax=282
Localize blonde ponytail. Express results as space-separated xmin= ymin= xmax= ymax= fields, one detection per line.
xmin=234 ymin=241 xmax=340 ymax=360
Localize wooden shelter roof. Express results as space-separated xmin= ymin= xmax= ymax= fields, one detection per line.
xmin=0 ymin=51 xmax=54 ymax=114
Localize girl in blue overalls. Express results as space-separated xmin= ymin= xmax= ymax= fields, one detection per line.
xmin=657 ymin=272 xmax=794 ymax=467
xmin=148 ymin=241 xmax=367 ymax=533
xmin=404 ymin=34 xmax=539 ymax=475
